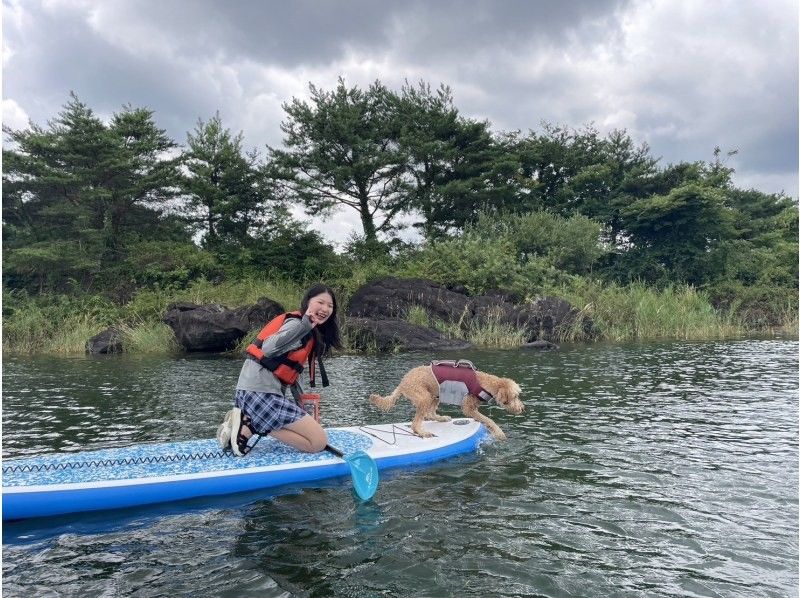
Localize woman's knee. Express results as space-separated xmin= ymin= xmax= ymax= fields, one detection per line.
xmin=309 ymin=428 xmax=328 ymax=453
xmin=282 ymin=417 xmax=328 ymax=453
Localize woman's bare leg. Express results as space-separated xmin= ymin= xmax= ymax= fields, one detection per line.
xmin=269 ymin=415 xmax=328 ymax=453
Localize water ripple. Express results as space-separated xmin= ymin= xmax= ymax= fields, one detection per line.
xmin=3 ymin=340 xmax=798 ymax=597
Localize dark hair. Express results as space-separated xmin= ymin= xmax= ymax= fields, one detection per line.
xmin=300 ymin=283 xmax=342 ymax=354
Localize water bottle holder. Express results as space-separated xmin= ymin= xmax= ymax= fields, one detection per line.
xmin=299 ymin=394 xmax=321 ymax=423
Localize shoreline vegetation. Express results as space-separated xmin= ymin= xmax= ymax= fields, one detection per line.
xmin=3 ymin=82 xmax=797 ymax=355
xmin=3 ymin=275 xmax=796 ymax=356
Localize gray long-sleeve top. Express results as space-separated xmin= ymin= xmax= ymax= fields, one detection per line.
xmin=236 ymin=314 xmax=315 ymax=400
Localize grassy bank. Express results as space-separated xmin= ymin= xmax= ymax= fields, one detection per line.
xmin=2 ymin=278 xmax=306 ymax=355
xmin=551 ymin=281 xmax=745 ymax=342
xmin=3 ymin=276 xmax=795 ymax=356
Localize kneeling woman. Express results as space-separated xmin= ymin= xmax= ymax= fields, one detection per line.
xmin=218 ymin=284 xmax=342 ymax=456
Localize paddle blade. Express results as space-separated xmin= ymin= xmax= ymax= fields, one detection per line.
xmin=344 ymin=450 xmax=379 ymax=501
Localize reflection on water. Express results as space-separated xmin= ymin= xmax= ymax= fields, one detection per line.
xmin=3 ymin=340 xmax=798 ymax=597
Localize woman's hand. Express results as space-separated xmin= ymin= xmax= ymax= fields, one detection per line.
xmin=305 ymin=309 xmax=319 ymax=327
xmin=305 ymin=293 xmax=333 ymax=328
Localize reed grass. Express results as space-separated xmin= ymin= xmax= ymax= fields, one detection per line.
xmin=3 ymin=301 xmax=110 ymax=355
xmin=553 ymin=281 xmax=745 ymax=341
xmin=51 ymin=314 xmax=105 ymax=354
xmin=405 ymin=305 xmax=431 ymax=328
xmin=338 ymin=314 xmax=382 ymax=354
xmin=466 ymin=311 xmax=528 ymax=348
xmin=118 ymin=322 xmax=180 ymax=354
xmin=123 ymin=277 xmax=305 ymax=322
xmin=4 ymin=276 xmax=790 ymax=355
xmin=2 ymin=299 xmax=48 ymax=354
xmin=407 ymin=304 xmax=526 ymax=348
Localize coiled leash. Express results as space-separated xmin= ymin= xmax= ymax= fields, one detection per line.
xmin=2 ymin=450 xmax=231 ymax=474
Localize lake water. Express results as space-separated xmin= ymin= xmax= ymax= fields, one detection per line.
xmin=2 ymin=339 xmax=798 ymax=597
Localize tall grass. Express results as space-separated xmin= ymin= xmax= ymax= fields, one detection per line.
xmin=4 ymin=276 xmax=786 ymax=356
xmin=51 ymin=314 xmax=105 ymax=354
xmin=123 ymin=277 xmax=305 ymax=323
xmin=118 ymin=322 xmax=180 ymax=354
xmin=554 ymin=281 xmax=745 ymax=341
xmin=3 ymin=298 xmax=49 ymax=354
xmin=405 ymin=305 xmax=431 ymax=328
xmin=466 ymin=312 xmax=528 ymax=348
xmin=405 ymin=304 xmax=527 ymax=348
xmin=2 ymin=277 xmax=306 ymax=355
xmin=3 ymin=294 xmax=118 ymax=354
xmin=778 ymin=310 xmax=799 ymax=335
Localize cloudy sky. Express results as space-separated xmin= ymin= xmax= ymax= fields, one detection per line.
xmin=3 ymin=0 xmax=798 ymax=244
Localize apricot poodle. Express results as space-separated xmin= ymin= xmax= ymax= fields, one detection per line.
xmin=369 ymin=363 xmax=524 ymax=440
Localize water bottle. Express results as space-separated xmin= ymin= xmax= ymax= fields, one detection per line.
xmin=299 ymin=393 xmax=321 ymax=423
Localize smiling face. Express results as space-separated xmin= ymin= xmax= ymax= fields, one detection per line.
xmin=306 ymin=292 xmax=334 ymax=325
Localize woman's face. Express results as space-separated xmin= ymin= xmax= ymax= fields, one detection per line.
xmin=307 ymin=292 xmax=334 ymax=325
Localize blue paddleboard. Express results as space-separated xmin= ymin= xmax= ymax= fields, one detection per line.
xmin=2 ymin=419 xmax=485 ymax=520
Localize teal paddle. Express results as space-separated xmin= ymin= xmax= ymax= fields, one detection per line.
xmin=325 ymin=445 xmax=379 ymax=501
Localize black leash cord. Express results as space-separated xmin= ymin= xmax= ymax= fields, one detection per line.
xmin=3 ymin=450 xmax=233 ymax=474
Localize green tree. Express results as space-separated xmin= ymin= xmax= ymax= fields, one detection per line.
xmin=270 ymin=79 xmax=408 ymax=245
xmin=103 ymin=103 xmax=180 ymax=251
xmin=395 ymin=82 xmax=522 ymax=238
xmin=620 ymin=182 xmax=735 ymax=285
xmin=515 ymin=125 xmax=659 ymax=245
xmin=709 ymin=187 xmax=798 ymax=304
xmin=3 ymin=94 xmax=181 ymax=293
xmin=181 ymin=113 xmax=268 ymax=247
xmin=565 ymin=129 xmax=658 ymax=246
xmin=514 ymin=124 xmax=599 ymax=214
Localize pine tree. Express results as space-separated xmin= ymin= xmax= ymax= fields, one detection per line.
xmin=270 ymin=79 xmax=408 ymax=245
xmin=2 ymin=94 xmax=180 ymax=292
xmin=396 ymin=81 xmax=522 ymax=238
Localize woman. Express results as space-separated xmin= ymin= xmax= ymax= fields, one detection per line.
xmin=217 ymin=284 xmax=342 ymax=456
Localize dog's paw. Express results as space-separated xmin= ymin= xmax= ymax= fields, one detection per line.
xmin=491 ymin=429 xmax=507 ymax=441
xmin=414 ymin=430 xmax=435 ymax=438
xmin=425 ymin=414 xmax=451 ymax=422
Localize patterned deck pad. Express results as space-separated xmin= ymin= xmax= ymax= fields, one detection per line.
xmin=2 ymin=429 xmax=372 ymax=487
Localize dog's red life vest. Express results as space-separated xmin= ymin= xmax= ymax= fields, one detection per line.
xmin=430 ymin=360 xmax=494 ymax=406
xmin=246 ymin=311 xmax=327 ymax=387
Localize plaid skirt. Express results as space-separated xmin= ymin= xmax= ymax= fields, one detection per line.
xmin=234 ymin=389 xmax=307 ymax=435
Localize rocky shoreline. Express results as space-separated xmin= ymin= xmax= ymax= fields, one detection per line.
xmin=86 ymin=277 xmax=587 ymax=354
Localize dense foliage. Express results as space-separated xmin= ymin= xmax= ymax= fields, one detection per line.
xmin=3 ymin=81 xmax=797 ymax=350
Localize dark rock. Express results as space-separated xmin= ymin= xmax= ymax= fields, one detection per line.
xmin=347 ymin=278 xmax=473 ymax=325
xmin=346 ymin=317 xmax=472 ymax=353
xmin=483 ymin=287 xmax=524 ymax=304
xmin=163 ymin=297 xmax=284 ymax=352
xmin=86 ymin=328 xmax=124 ymax=354
xmin=231 ymin=297 xmax=286 ymax=332
xmin=522 ymin=340 xmax=560 ymax=350
xmin=520 ymin=297 xmax=586 ymax=341
xmin=444 ymin=282 xmax=471 ymax=296
xmin=347 ymin=277 xmax=593 ymax=343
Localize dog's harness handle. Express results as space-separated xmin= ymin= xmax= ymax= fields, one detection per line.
xmin=430 ymin=360 xmax=495 ymax=405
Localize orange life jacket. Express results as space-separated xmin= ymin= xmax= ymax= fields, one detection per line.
xmin=246 ymin=311 xmax=328 ymax=387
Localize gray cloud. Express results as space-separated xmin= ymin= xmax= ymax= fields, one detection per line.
xmin=3 ymin=0 xmax=797 ymax=242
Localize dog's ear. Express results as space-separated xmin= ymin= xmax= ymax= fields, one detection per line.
xmin=497 ymin=379 xmax=521 ymax=404
xmin=494 ymin=379 xmax=514 ymax=405
xmin=494 ymin=385 xmax=507 ymax=405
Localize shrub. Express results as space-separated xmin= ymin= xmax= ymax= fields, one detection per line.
xmin=399 ymin=236 xmax=526 ymax=295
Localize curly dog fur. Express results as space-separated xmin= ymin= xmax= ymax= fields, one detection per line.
xmin=369 ymin=365 xmax=524 ymax=440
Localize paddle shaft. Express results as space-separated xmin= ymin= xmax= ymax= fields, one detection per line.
xmin=325 ymin=444 xmax=345 ymax=458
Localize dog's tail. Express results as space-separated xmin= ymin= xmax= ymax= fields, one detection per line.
xmin=369 ymin=386 xmax=402 ymax=412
